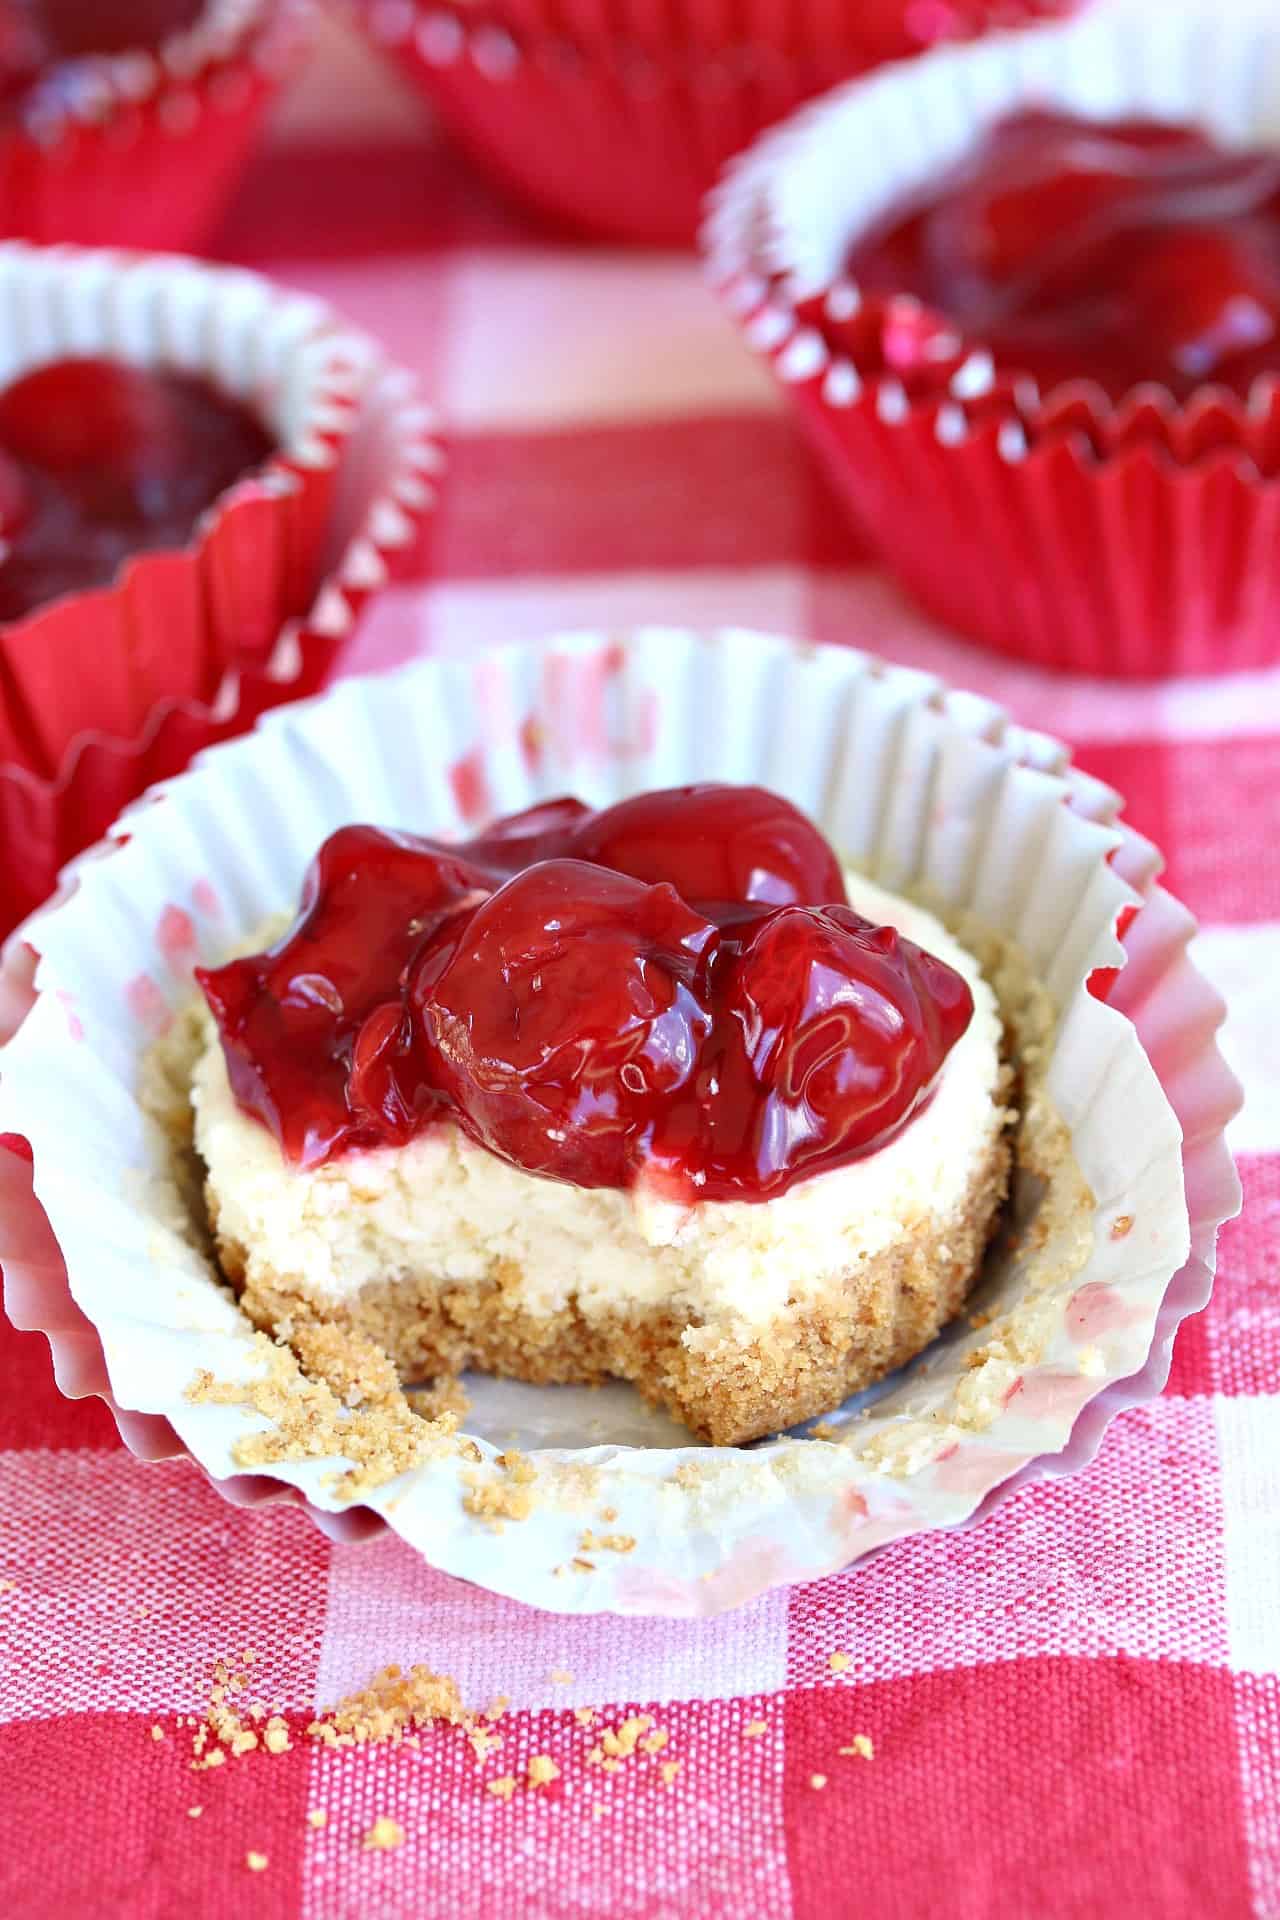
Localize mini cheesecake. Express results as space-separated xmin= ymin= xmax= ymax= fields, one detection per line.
xmin=191 ymin=786 xmax=1013 ymax=1445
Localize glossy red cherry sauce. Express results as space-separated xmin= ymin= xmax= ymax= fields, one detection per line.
xmin=0 ymin=1 xmax=205 ymax=112
xmin=844 ymin=110 xmax=1280 ymax=405
xmin=198 ymin=785 xmax=974 ymax=1205
xmin=0 ymin=357 xmax=275 ymax=623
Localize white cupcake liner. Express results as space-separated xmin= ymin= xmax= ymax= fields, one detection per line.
xmin=0 ymin=630 xmax=1241 ymax=1614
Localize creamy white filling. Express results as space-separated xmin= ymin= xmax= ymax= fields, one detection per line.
xmin=191 ymin=875 xmax=1007 ymax=1332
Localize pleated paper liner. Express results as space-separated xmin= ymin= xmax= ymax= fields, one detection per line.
xmin=348 ymin=0 xmax=1078 ymax=246
xmin=705 ymin=0 xmax=1280 ymax=676
xmin=0 ymin=0 xmax=311 ymax=251
xmin=0 ymin=322 xmax=441 ymax=936
xmin=0 ymin=629 xmax=1241 ymax=1616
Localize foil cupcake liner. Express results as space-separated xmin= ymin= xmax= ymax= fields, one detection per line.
xmin=0 ymin=248 xmax=441 ymax=933
xmin=0 ymin=628 xmax=1241 ymax=1616
xmin=349 ymin=0 xmax=1077 ymax=246
xmin=705 ymin=0 xmax=1280 ymax=676
xmin=0 ymin=0 xmax=311 ymax=251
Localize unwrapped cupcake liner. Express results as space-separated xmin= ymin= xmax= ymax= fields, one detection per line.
xmin=704 ymin=0 xmax=1280 ymax=677
xmin=0 ymin=628 xmax=1241 ymax=1615
xmin=0 ymin=247 xmax=442 ymax=934
xmin=350 ymin=0 xmax=1077 ymax=245
xmin=0 ymin=1 xmax=310 ymax=252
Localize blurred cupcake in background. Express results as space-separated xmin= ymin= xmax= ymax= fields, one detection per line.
xmin=0 ymin=0 xmax=310 ymax=248
xmin=344 ymin=0 xmax=1079 ymax=246
xmin=0 ymin=243 xmax=440 ymax=934
xmin=706 ymin=0 xmax=1280 ymax=678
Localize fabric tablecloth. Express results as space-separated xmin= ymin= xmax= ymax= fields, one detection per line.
xmin=1 ymin=102 xmax=1277 ymax=1920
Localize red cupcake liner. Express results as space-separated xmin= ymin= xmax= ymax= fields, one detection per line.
xmin=348 ymin=1 xmax=1077 ymax=246
xmin=0 ymin=1 xmax=311 ymax=252
xmin=0 ymin=336 xmax=441 ymax=937
xmin=705 ymin=3 xmax=1280 ymax=677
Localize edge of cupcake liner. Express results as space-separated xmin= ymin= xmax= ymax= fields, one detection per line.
xmin=15 ymin=0 xmax=305 ymax=139
xmin=350 ymin=0 xmax=1076 ymax=73
xmin=0 ymin=1 xmax=312 ymax=249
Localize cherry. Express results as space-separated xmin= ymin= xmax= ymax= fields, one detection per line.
xmin=409 ymin=860 xmax=718 ymax=1188
xmin=1126 ymin=223 xmax=1280 ymax=390
xmin=709 ymin=904 xmax=973 ymax=1189
xmin=198 ymin=827 xmax=492 ymax=1165
xmin=200 ymin=789 xmax=975 ymax=1202
xmin=564 ymin=783 xmax=847 ymax=909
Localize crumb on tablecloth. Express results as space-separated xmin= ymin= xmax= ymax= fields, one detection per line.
xmin=363 ymin=1817 xmax=405 ymax=1852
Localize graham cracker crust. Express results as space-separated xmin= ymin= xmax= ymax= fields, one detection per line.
xmin=207 ymin=1129 xmax=1010 ymax=1447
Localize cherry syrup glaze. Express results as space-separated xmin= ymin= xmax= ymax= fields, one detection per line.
xmin=843 ymin=111 xmax=1280 ymax=405
xmin=0 ymin=357 xmax=275 ymax=622
xmin=198 ymin=785 xmax=975 ymax=1205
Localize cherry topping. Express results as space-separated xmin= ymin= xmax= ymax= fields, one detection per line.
xmin=199 ymin=787 xmax=975 ymax=1203
xmin=844 ymin=110 xmax=1280 ymax=404
xmin=0 ymin=356 xmax=274 ymax=623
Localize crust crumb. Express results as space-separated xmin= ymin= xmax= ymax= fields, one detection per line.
xmin=306 ymin=1809 xmax=327 ymax=1830
xmin=468 ymin=1725 xmax=504 ymax=1763
xmin=579 ymin=1530 xmax=636 ymax=1555
xmin=461 ymin=1472 xmax=534 ymax=1525
xmin=187 ymin=1330 xmax=462 ymax=1500
xmin=827 ymin=1652 xmax=851 ymax=1673
xmin=549 ymin=1669 xmax=573 ymax=1685
xmin=527 ymin=1755 xmax=560 ymax=1787
xmin=1111 ymin=1214 xmax=1134 ymax=1240
xmin=573 ymin=1707 xmax=597 ymax=1728
xmin=245 ymin=1852 xmax=268 ymax=1873
xmin=743 ymin=1719 xmax=768 ymax=1739
xmin=407 ymin=1377 xmax=471 ymax=1420
xmin=487 ymin=1776 xmax=518 ymax=1802
xmin=839 ymin=1734 xmax=874 ymax=1760
xmin=362 ymin=1817 xmax=405 ymax=1852
xmin=149 ymin=1725 xmax=166 ymax=1742
xmin=659 ymin=1760 xmax=681 ymax=1787
xmin=810 ymin=1773 xmax=828 ymax=1790
xmin=187 ymin=1807 xmax=203 ymax=1819
xmin=307 ymin=1664 xmax=467 ymax=1748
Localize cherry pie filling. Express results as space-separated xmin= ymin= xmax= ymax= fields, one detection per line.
xmin=0 ymin=356 xmax=276 ymax=622
xmin=199 ymin=784 xmax=976 ymax=1207
xmin=842 ymin=109 xmax=1280 ymax=405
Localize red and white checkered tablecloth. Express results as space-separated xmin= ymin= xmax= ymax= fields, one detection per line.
xmin=2 ymin=101 xmax=1278 ymax=1920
